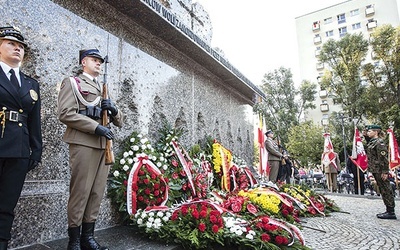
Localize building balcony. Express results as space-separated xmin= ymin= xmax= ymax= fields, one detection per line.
xmin=315 ymin=49 xmax=321 ymax=57
xmin=314 ymin=36 xmax=322 ymax=44
xmin=367 ymin=20 xmax=377 ymax=30
xmin=320 ymin=103 xmax=329 ymax=112
xmin=312 ymin=21 xmax=320 ymax=31
xmin=319 ymin=90 xmax=328 ymax=98
xmin=365 ymin=6 xmax=375 ymax=16
xmin=316 ymin=63 xmax=324 ymax=70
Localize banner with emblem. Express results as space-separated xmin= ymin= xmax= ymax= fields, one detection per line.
xmin=350 ymin=127 xmax=368 ymax=172
xmin=321 ymin=133 xmax=338 ymax=170
xmin=387 ymin=128 xmax=400 ymax=170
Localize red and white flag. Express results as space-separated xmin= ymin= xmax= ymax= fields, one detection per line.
xmin=350 ymin=127 xmax=368 ymax=172
xmin=257 ymin=114 xmax=269 ymax=177
xmin=321 ymin=133 xmax=338 ymax=170
xmin=387 ymin=128 xmax=400 ymax=170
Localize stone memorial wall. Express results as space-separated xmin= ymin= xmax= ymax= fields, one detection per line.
xmin=0 ymin=0 xmax=265 ymax=247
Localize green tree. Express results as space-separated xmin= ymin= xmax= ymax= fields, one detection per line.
xmin=362 ymin=24 xmax=400 ymax=133
xmin=319 ymin=33 xmax=369 ymax=122
xmin=286 ymin=121 xmax=325 ymax=167
xmin=255 ymin=67 xmax=317 ymax=146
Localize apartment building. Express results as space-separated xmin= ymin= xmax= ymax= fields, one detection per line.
xmin=295 ymin=0 xmax=400 ymax=126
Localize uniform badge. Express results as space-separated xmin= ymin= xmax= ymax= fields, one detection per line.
xmin=30 ymin=89 xmax=38 ymax=101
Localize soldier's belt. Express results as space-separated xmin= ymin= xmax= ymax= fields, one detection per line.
xmin=4 ymin=110 xmax=27 ymax=123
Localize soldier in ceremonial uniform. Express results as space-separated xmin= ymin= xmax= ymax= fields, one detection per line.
xmin=366 ymin=125 xmax=396 ymax=219
xmin=58 ymin=49 xmax=124 ymax=250
xmin=264 ymin=130 xmax=287 ymax=183
xmin=0 ymin=26 xmax=42 ymax=250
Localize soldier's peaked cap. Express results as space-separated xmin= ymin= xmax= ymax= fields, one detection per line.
xmin=79 ymin=48 xmax=104 ymax=64
xmin=367 ymin=124 xmax=382 ymax=130
xmin=0 ymin=26 xmax=27 ymax=47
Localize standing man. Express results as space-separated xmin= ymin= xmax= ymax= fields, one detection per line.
xmin=324 ymin=152 xmax=341 ymax=192
xmin=0 ymin=26 xmax=42 ymax=250
xmin=366 ymin=125 xmax=396 ymax=219
xmin=264 ymin=130 xmax=286 ymax=183
xmin=58 ymin=49 xmax=124 ymax=250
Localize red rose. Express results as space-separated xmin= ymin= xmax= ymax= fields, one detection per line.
xmin=180 ymin=170 xmax=186 ymax=177
xmin=123 ymin=180 xmax=128 ymax=186
xmin=144 ymin=188 xmax=151 ymax=195
xmin=199 ymin=210 xmax=207 ymax=218
xmin=231 ymin=202 xmax=242 ymax=213
xmin=172 ymin=173 xmax=179 ymax=179
xmin=209 ymin=215 xmax=217 ymax=224
xmin=212 ymin=224 xmax=219 ymax=233
xmin=154 ymin=190 xmax=160 ymax=196
xmin=132 ymin=184 xmax=138 ymax=191
xmin=246 ymin=203 xmax=258 ymax=215
xmin=143 ymin=179 xmax=149 ymax=184
xmin=261 ymin=233 xmax=271 ymax=242
xmin=191 ymin=210 xmax=199 ymax=219
xmin=153 ymin=183 xmax=160 ymax=189
xmin=172 ymin=160 xmax=178 ymax=167
xmin=137 ymin=196 xmax=144 ymax=201
xmin=156 ymin=198 xmax=162 ymax=204
xmin=151 ymin=174 xmax=157 ymax=180
xmin=282 ymin=209 xmax=289 ymax=217
xmin=181 ymin=206 xmax=188 ymax=216
xmin=164 ymin=177 xmax=169 ymax=183
xmin=198 ymin=223 xmax=206 ymax=232
xmin=138 ymin=170 xmax=145 ymax=176
xmin=160 ymin=186 xmax=166 ymax=192
xmin=171 ymin=211 xmax=178 ymax=221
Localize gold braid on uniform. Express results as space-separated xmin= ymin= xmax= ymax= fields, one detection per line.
xmin=0 ymin=107 xmax=6 ymax=138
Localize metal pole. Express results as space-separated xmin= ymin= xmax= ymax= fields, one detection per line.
xmin=340 ymin=114 xmax=347 ymax=170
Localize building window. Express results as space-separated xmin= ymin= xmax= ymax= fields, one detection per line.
xmin=339 ymin=27 xmax=347 ymax=37
xmin=320 ymin=89 xmax=328 ymax=98
xmin=324 ymin=17 xmax=332 ymax=24
xmin=315 ymin=46 xmax=321 ymax=57
xmin=320 ymin=102 xmax=329 ymax=112
xmin=325 ymin=30 xmax=334 ymax=37
xmin=352 ymin=23 xmax=361 ymax=30
xmin=313 ymin=21 xmax=320 ymax=31
xmin=337 ymin=13 xmax=346 ymax=24
xmin=350 ymin=9 xmax=359 ymax=16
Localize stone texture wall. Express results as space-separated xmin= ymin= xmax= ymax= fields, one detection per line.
xmin=1 ymin=0 xmax=258 ymax=247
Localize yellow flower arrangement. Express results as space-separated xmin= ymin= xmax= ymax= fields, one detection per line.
xmin=238 ymin=190 xmax=281 ymax=215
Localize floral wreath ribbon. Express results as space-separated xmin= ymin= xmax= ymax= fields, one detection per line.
xmin=171 ymin=140 xmax=196 ymax=196
xmin=127 ymin=154 xmax=169 ymax=215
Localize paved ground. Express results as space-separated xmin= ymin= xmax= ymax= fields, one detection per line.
xmin=16 ymin=193 xmax=400 ymax=250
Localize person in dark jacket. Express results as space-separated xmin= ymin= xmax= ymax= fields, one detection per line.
xmin=0 ymin=26 xmax=42 ymax=250
xmin=347 ymin=157 xmax=365 ymax=195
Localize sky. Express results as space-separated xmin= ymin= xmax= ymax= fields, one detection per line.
xmin=194 ymin=0 xmax=347 ymax=86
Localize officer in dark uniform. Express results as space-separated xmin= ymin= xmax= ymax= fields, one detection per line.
xmin=366 ymin=125 xmax=396 ymax=219
xmin=0 ymin=26 xmax=42 ymax=249
xmin=58 ymin=49 xmax=123 ymax=250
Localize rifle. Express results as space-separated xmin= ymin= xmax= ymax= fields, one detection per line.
xmin=102 ymin=38 xmax=115 ymax=165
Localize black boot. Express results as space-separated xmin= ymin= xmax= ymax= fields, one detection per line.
xmin=80 ymin=222 xmax=108 ymax=250
xmin=0 ymin=240 xmax=8 ymax=250
xmin=68 ymin=226 xmax=81 ymax=250
xmin=377 ymin=206 xmax=397 ymax=220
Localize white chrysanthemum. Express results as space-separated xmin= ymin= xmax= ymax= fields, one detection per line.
xmin=148 ymin=217 xmax=154 ymax=222
xmin=137 ymin=218 xmax=143 ymax=225
xmin=156 ymin=162 xmax=162 ymax=167
xmin=130 ymin=137 xmax=135 ymax=143
xmin=146 ymin=221 xmax=152 ymax=228
xmin=137 ymin=134 xmax=142 ymax=138
xmin=147 ymin=144 xmax=152 ymax=149
xmin=133 ymin=157 xmax=138 ymax=162
xmin=157 ymin=211 xmax=164 ymax=217
xmin=154 ymin=218 xmax=161 ymax=224
xmin=248 ymin=230 xmax=256 ymax=235
xmin=113 ymin=171 xmax=120 ymax=177
xmin=151 ymin=155 xmax=157 ymax=161
xmin=162 ymin=216 xmax=169 ymax=222
xmin=129 ymin=150 xmax=133 ymax=156
xmin=245 ymin=233 xmax=254 ymax=240
xmin=235 ymin=228 xmax=243 ymax=236
xmin=140 ymin=138 xmax=147 ymax=144
xmin=141 ymin=145 xmax=146 ymax=150
xmin=159 ymin=156 xmax=165 ymax=161
xmin=119 ymin=159 xmax=126 ymax=165
xmin=141 ymin=213 xmax=147 ymax=219
xmin=132 ymin=145 xmax=139 ymax=151
xmin=149 ymin=212 xmax=155 ymax=217
xmin=123 ymin=165 xmax=129 ymax=171
xmin=123 ymin=152 xmax=129 ymax=158
xmin=163 ymin=165 xmax=168 ymax=171
xmin=128 ymin=158 xmax=133 ymax=164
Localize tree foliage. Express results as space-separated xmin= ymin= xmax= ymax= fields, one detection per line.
xmin=286 ymin=121 xmax=324 ymax=167
xmin=255 ymin=67 xmax=317 ymax=147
